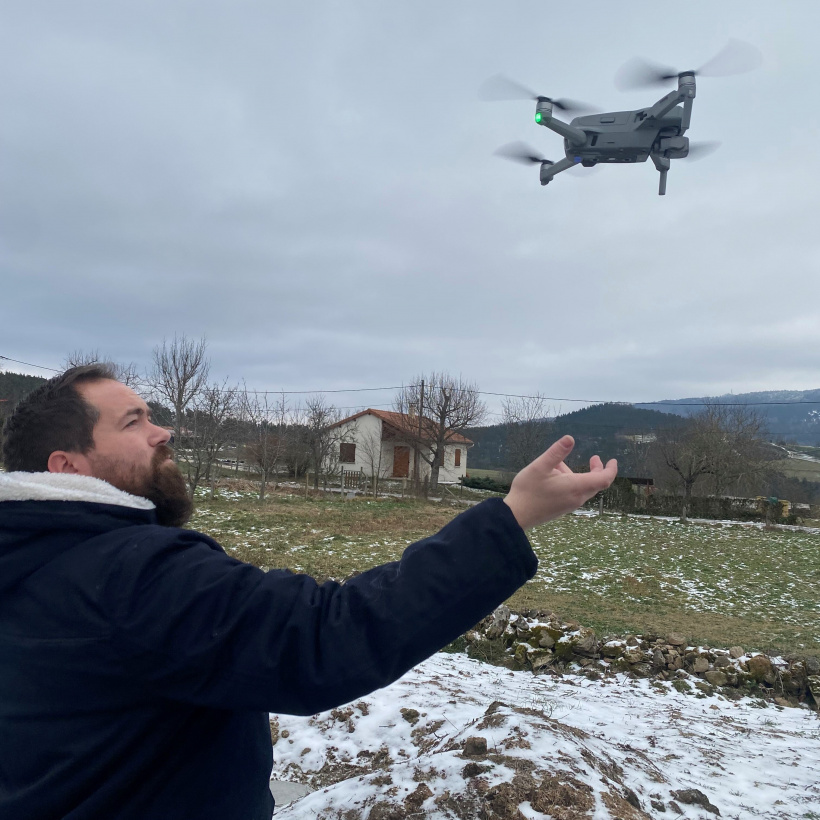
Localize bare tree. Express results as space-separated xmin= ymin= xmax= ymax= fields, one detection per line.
xmin=63 ymin=349 xmax=142 ymax=388
xmin=394 ymin=373 xmax=486 ymax=493
xmin=502 ymin=393 xmax=554 ymax=471
xmin=242 ymin=388 xmax=291 ymax=501
xmin=183 ymin=380 xmax=239 ymax=498
xmin=650 ymin=402 xmax=773 ymax=522
xmin=303 ymin=395 xmax=344 ymax=490
xmin=147 ymin=335 xmax=210 ymax=460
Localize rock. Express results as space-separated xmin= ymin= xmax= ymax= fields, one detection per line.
xmin=693 ymin=657 xmax=710 ymax=674
xmin=704 ymin=670 xmax=728 ymax=687
xmin=485 ymin=606 xmax=510 ymax=640
xmin=538 ymin=632 xmax=555 ymax=649
xmin=713 ymin=655 xmax=732 ymax=668
xmin=404 ymin=782 xmax=433 ymax=808
xmin=601 ymin=641 xmax=624 ymax=659
xmin=671 ymin=787 xmax=721 ymax=815
xmin=463 ymin=736 xmax=488 ymax=757
xmin=626 ymin=635 xmax=640 ymax=647
xmin=807 ymin=675 xmax=820 ymax=704
xmin=806 ymin=657 xmax=820 ymax=675
xmin=623 ymin=646 xmax=645 ymax=664
xmin=747 ymin=654 xmax=776 ymax=685
xmin=667 ymin=632 xmax=687 ymax=647
xmin=530 ymin=651 xmax=553 ymax=672
xmin=571 ymin=627 xmax=599 ymax=657
xmin=779 ymin=669 xmax=801 ymax=696
xmin=729 ymin=646 xmax=745 ymax=659
xmin=462 ymin=761 xmax=490 ymax=778
xmin=669 ymin=654 xmax=684 ymax=671
xmin=513 ymin=643 xmax=530 ymax=667
xmin=632 ymin=663 xmax=655 ymax=678
xmin=624 ymin=787 xmax=642 ymax=809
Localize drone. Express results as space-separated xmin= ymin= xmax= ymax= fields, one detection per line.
xmin=482 ymin=40 xmax=762 ymax=195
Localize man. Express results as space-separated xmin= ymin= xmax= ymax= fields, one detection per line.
xmin=0 ymin=365 xmax=616 ymax=820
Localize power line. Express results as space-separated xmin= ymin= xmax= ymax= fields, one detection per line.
xmin=3 ymin=353 xmax=820 ymax=407
xmin=0 ymin=356 xmax=61 ymax=373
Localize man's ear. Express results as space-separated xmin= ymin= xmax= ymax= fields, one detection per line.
xmin=47 ymin=451 xmax=91 ymax=475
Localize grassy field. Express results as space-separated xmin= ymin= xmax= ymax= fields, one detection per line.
xmin=773 ymin=456 xmax=820 ymax=482
xmin=190 ymin=484 xmax=820 ymax=657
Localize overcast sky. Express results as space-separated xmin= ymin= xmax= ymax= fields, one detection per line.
xmin=1 ymin=1 xmax=817 ymax=420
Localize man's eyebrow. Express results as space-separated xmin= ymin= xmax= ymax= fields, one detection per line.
xmin=120 ymin=407 xmax=152 ymax=423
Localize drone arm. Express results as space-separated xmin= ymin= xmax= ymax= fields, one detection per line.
xmin=535 ymin=102 xmax=587 ymax=146
xmin=539 ymin=116 xmax=586 ymax=146
xmin=539 ymin=156 xmax=577 ymax=186
xmin=647 ymin=74 xmax=696 ymax=127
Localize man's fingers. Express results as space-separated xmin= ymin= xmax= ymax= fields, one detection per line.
xmin=576 ymin=458 xmax=618 ymax=494
xmin=533 ymin=436 xmax=574 ymax=473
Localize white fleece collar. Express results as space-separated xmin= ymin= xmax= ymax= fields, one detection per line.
xmin=0 ymin=472 xmax=155 ymax=510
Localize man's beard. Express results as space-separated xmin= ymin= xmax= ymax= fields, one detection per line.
xmin=92 ymin=444 xmax=193 ymax=527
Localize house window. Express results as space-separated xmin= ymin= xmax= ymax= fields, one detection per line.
xmin=340 ymin=442 xmax=356 ymax=463
xmin=454 ymin=448 xmax=461 ymax=467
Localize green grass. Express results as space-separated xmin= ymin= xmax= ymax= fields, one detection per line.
xmin=772 ymin=457 xmax=820 ymax=483
xmin=190 ymin=486 xmax=820 ymax=657
xmin=518 ymin=514 xmax=820 ymax=655
xmin=466 ymin=468 xmax=516 ymax=482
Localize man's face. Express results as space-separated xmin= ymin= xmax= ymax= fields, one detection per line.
xmin=75 ymin=379 xmax=192 ymax=527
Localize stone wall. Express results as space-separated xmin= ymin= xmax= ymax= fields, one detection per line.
xmin=460 ymin=607 xmax=820 ymax=708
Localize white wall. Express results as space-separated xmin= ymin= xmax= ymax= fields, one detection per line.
xmin=333 ymin=414 xmax=469 ymax=483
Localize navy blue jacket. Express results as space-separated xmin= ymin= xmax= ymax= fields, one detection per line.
xmin=0 ymin=487 xmax=536 ymax=820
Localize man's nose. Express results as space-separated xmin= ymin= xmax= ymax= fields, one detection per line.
xmin=151 ymin=425 xmax=173 ymax=446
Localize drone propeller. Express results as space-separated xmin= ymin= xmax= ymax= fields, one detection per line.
xmin=493 ymin=141 xmax=554 ymax=165
xmin=683 ymin=140 xmax=721 ymax=161
xmin=615 ymin=39 xmax=763 ymax=90
xmin=479 ymin=74 xmax=596 ymax=114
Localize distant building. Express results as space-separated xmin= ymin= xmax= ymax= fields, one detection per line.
xmin=329 ymin=409 xmax=472 ymax=483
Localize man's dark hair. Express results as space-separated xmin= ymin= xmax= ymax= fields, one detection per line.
xmin=1 ymin=364 xmax=117 ymax=472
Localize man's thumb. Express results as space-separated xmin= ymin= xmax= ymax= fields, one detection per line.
xmin=537 ymin=435 xmax=574 ymax=471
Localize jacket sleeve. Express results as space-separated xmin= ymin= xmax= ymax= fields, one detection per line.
xmin=106 ymin=498 xmax=537 ymax=715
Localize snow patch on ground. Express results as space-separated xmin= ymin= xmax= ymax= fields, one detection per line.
xmin=271 ymin=652 xmax=820 ymax=819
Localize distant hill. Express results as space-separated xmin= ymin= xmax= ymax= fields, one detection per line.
xmin=0 ymin=371 xmax=46 ymax=410
xmin=635 ymin=389 xmax=820 ymax=445
xmin=464 ymin=403 xmax=686 ymax=473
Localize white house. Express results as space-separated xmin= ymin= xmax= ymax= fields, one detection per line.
xmin=328 ymin=409 xmax=472 ymax=483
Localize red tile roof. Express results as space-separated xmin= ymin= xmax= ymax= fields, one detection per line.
xmin=332 ymin=408 xmax=473 ymax=446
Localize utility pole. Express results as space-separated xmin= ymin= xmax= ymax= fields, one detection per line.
xmin=414 ymin=379 xmax=424 ymax=495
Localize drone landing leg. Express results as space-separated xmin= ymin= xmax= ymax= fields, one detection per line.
xmin=540 ymin=156 xmax=576 ymax=186
xmin=651 ymin=154 xmax=671 ymax=196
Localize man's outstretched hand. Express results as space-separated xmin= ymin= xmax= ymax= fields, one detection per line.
xmin=503 ymin=435 xmax=617 ymax=530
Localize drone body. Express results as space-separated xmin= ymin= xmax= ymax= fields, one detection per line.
xmin=485 ymin=41 xmax=761 ymax=196
xmin=536 ymin=73 xmax=695 ymax=195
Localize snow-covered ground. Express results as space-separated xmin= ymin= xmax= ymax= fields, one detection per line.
xmin=270 ymin=652 xmax=820 ymax=819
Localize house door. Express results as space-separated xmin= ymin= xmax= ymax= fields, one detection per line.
xmin=392 ymin=446 xmax=410 ymax=478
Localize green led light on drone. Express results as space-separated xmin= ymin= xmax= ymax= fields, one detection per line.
xmin=534 ymin=112 xmax=543 ymax=123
